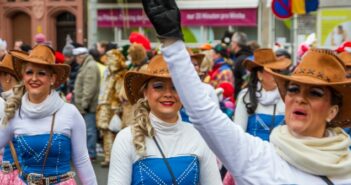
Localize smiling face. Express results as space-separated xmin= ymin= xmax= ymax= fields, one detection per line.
xmin=284 ymin=82 xmax=339 ymax=137
xmin=22 ymin=63 xmax=57 ymax=104
xmin=143 ymin=78 xmax=182 ymax=123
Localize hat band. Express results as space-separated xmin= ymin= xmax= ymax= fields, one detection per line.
xmin=28 ymin=55 xmax=52 ymax=64
xmin=150 ymin=68 xmax=170 ymax=75
xmin=293 ymin=67 xmax=336 ymax=82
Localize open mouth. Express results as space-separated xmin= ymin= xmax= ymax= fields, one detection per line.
xmin=293 ymin=111 xmax=306 ymax=116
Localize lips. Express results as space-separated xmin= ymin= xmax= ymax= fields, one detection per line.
xmin=160 ymin=101 xmax=175 ymax=107
xmin=29 ymin=82 xmax=41 ymax=88
xmin=292 ymin=108 xmax=307 ymax=120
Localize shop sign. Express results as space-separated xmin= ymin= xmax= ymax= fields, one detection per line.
xmin=97 ymin=8 xmax=257 ymax=27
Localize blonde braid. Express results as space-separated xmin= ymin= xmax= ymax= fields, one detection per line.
xmin=131 ymin=98 xmax=154 ymax=155
xmin=2 ymin=82 xmax=25 ymax=126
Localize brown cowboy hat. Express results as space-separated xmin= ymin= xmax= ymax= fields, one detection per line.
xmin=0 ymin=54 xmax=21 ymax=80
xmin=243 ymin=48 xmax=291 ymax=71
xmin=187 ymin=48 xmax=205 ymax=66
xmin=266 ymin=48 xmax=351 ymax=127
xmin=124 ymin=54 xmax=172 ymax=104
xmin=9 ymin=45 xmax=70 ymax=88
xmin=339 ymin=52 xmax=351 ymax=67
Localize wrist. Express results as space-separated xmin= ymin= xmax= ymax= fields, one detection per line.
xmin=160 ymin=38 xmax=178 ymax=47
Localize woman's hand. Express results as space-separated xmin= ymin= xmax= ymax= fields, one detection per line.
xmin=142 ymin=0 xmax=183 ymax=41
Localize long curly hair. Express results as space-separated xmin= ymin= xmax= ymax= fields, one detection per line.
xmin=131 ymin=82 xmax=154 ymax=155
xmin=243 ymin=67 xmax=263 ymax=114
xmin=2 ymin=82 xmax=25 ymax=125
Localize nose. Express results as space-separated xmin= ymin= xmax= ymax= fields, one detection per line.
xmin=294 ymin=90 xmax=308 ymax=104
xmin=163 ymin=86 xmax=174 ymax=98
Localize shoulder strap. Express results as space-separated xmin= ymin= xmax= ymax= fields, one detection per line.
xmin=269 ymin=104 xmax=277 ymax=133
xmin=41 ymin=112 xmax=56 ymax=174
xmin=320 ymin=176 xmax=334 ymax=185
xmin=153 ymin=136 xmax=178 ymax=185
xmin=9 ymin=141 xmax=22 ymax=173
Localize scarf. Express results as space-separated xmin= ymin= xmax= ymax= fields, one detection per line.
xmin=1 ymin=89 xmax=14 ymax=101
xmin=270 ymin=125 xmax=351 ymax=178
xmin=21 ymin=90 xmax=65 ymax=119
xmin=257 ymin=83 xmax=281 ymax=106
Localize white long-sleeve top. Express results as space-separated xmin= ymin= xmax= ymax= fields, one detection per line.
xmin=161 ymin=40 xmax=351 ymax=184
xmin=108 ymin=113 xmax=222 ymax=185
xmin=0 ymin=103 xmax=97 ymax=185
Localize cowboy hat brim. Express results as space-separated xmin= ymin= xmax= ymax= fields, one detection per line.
xmin=266 ymin=67 xmax=351 ymax=127
xmin=124 ymin=71 xmax=171 ymax=105
xmin=10 ymin=50 xmax=70 ymax=88
xmin=244 ymin=58 xmax=291 ymax=72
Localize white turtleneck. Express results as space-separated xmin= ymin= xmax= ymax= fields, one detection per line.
xmin=108 ymin=112 xmax=222 ymax=185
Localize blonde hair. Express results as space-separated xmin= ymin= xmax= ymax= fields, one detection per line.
xmin=2 ymin=82 xmax=25 ymax=125
xmin=131 ymin=82 xmax=155 ymax=155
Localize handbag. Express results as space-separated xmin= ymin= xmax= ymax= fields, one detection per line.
xmin=108 ymin=114 xmax=122 ymax=132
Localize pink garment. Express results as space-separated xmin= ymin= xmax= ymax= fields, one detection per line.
xmin=0 ymin=169 xmax=77 ymax=185
xmin=223 ymin=172 xmax=235 ymax=185
xmin=0 ymin=170 xmax=26 ymax=185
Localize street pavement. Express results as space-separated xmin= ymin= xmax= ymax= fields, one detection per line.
xmin=74 ymin=156 xmax=109 ymax=185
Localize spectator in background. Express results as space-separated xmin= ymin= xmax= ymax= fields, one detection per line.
xmin=231 ymin=32 xmax=252 ymax=99
xmin=34 ymin=33 xmax=46 ymax=45
xmin=221 ymin=30 xmax=234 ymax=46
xmin=275 ymin=49 xmax=292 ymax=74
xmin=13 ymin=40 xmax=23 ymax=50
xmin=59 ymin=42 xmax=80 ymax=103
xmin=73 ymin=47 xmax=101 ymax=161
xmin=332 ymin=25 xmax=348 ymax=47
xmin=248 ymin=40 xmax=260 ymax=52
xmin=208 ymin=43 xmax=234 ymax=88
xmin=0 ymin=39 xmax=7 ymax=60
xmin=19 ymin=44 xmax=31 ymax=53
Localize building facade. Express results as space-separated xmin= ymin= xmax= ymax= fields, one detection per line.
xmin=0 ymin=0 xmax=84 ymax=51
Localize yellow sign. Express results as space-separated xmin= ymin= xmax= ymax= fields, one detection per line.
xmin=319 ymin=8 xmax=351 ymax=48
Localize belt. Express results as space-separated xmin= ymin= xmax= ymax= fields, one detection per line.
xmin=1 ymin=161 xmax=17 ymax=173
xmin=23 ymin=171 xmax=75 ymax=185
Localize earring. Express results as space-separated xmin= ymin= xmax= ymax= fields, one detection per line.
xmin=51 ymin=82 xmax=54 ymax=86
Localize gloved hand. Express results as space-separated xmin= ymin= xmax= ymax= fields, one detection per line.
xmin=142 ymin=0 xmax=183 ymax=40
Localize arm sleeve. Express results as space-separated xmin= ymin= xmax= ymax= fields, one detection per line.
xmin=234 ymin=92 xmax=249 ymax=131
xmin=108 ymin=128 xmax=133 ymax=185
xmin=0 ymin=124 xmax=12 ymax=149
xmin=70 ymin=108 xmax=98 ymax=185
xmin=161 ymin=41 xmax=272 ymax=176
xmin=0 ymin=99 xmax=13 ymax=149
xmin=82 ymin=65 xmax=99 ymax=110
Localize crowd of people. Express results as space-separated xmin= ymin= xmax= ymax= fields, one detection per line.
xmin=0 ymin=0 xmax=351 ymax=184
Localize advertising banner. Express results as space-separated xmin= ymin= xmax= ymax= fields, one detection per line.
xmin=319 ymin=8 xmax=351 ymax=48
xmin=97 ymin=8 xmax=257 ymax=28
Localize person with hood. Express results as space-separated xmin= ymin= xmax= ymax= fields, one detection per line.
xmin=142 ymin=0 xmax=351 ymax=184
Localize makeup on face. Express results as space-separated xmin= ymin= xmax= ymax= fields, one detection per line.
xmin=286 ymin=83 xmax=326 ymax=99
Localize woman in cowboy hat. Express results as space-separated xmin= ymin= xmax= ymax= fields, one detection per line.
xmin=235 ymin=49 xmax=291 ymax=141
xmin=0 ymin=54 xmax=25 ymax=185
xmin=0 ymin=45 xmax=97 ymax=185
xmin=108 ymin=55 xmax=221 ymax=185
xmin=142 ymin=0 xmax=351 ymax=184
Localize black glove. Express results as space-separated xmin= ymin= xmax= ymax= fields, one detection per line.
xmin=142 ymin=0 xmax=184 ymax=40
